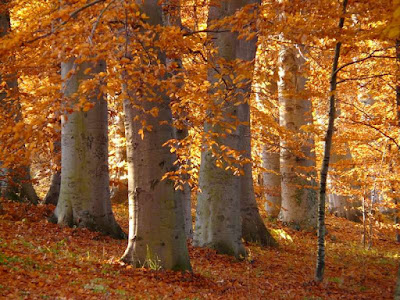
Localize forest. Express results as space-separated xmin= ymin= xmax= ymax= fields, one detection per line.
xmin=0 ymin=0 xmax=399 ymax=299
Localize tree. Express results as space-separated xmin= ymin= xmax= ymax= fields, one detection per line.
xmin=120 ymin=0 xmax=191 ymax=271
xmin=164 ymin=2 xmax=193 ymax=239
xmin=194 ymin=0 xmax=247 ymax=258
xmin=278 ymin=42 xmax=317 ymax=230
xmin=315 ymin=0 xmax=348 ymax=282
xmin=0 ymin=1 xmax=39 ymax=205
xmin=52 ymin=58 xmax=125 ymax=239
xmin=262 ymin=145 xmax=281 ymax=218
xmin=236 ymin=0 xmax=275 ymax=246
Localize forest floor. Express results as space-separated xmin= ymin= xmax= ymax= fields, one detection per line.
xmin=0 ymin=201 xmax=398 ymax=299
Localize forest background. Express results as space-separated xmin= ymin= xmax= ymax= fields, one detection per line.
xmin=0 ymin=0 xmax=399 ymax=299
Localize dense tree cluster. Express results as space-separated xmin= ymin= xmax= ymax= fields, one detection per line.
xmin=0 ymin=0 xmax=399 ymax=287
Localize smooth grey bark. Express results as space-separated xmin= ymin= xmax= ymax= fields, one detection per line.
xmin=315 ymin=0 xmax=347 ymax=282
xmin=262 ymin=145 xmax=281 ymax=218
xmin=52 ymin=59 xmax=125 ymax=239
xmin=164 ymin=3 xmax=193 ymax=239
xmin=194 ymin=0 xmax=248 ymax=258
xmin=174 ymin=128 xmax=193 ymax=239
xmin=239 ymin=102 xmax=276 ymax=246
xmin=43 ymin=171 xmax=61 ymax=205
xmin=110 ymin=114 xmax=128 ymax=204
xmin=0 ymin=7 xmax=39 ymax=205
xmin=120 ymin=0 xmax=191 ymax=271
xmin=234 ymin=0 xmax=275 ymax=246
xmin=278 ymin=43 xmax=317 ymax=230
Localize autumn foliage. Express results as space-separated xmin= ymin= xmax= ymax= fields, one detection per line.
xmin=0 ymin=0 xmax=400 ymax=298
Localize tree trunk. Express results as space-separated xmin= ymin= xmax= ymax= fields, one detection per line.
xmin=52 ymin=59 xmax=125 ymax=239
xmin=233 ymin=0 xmax=276 ymax=246
xmin=278 ymin=43 xmax=317 ymax=230
xmin=164 ymin=2 xmax=193 ymax=239
xmin=239 ymin=102 xmax=276 ymax=246
xmin=174 ymin=128 xmax=193 ymax=239
xmin=110 ymin=114 xmax=128 ymax=204
xmin=315 ymin=0 xmax=347 ymax=282
xmin=0 ymin=6 xmax=39 ymax=205
xmin=120 ymin=0 xmax=191 ymax=271
xmin=43 ymin=139 xmax=61 ymax=206
xmin=193 ymin=0 xmax=248 ymax=258
xmin=43 ymin=171 xmax=61 ymax=205
xmin=262 ymin=145 xmax=281 ymax=218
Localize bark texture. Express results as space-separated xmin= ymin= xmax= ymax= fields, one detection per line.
xmin=53 ymin=59 xmax=125 ymax=239
xmin=239 ymin=102 xmax=276 ymax=246
xmin=194 ymin=0 xmax=247 ymax=258
xmin=164 ymin=5 xmax=193 ymax=239
xmin=278 ymin=44 xmax=317 ymax=230
xmin=174 ymin=128 xmax=193 ymax=239
xmin=262 ymin=146 xmax=281 ymax=218
xmin=235 ymin=0 xmax=275 ymax=246
xmin=120 ymin=0 xmax=191 ymax=271
xmin=43 ymin=171 xmax=61 ymax=205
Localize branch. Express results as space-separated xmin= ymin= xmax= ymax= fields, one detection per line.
xmin=27 ymin=0 xmax=107 ymax=44
xmin=89 ymin=0 xmax=116 ymax=44
xmin=337 ymin=73 xmax=391 ymax=84
xmin=182 ymin=29 xmax=230 ymax=37
xmin=348 ymin=119 xmax=400 ymax=150
xmin=334 ymin=48 xmax=396 ymax=75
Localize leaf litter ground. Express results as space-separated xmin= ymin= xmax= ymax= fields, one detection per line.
xmin=0 ymin=201 xmax=398 ymax=299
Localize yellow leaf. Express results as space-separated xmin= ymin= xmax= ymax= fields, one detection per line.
xmin=138 ymin=129 xmax=144 ymax=140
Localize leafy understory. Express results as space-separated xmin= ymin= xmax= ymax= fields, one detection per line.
xmin=0 ymin=201 xmax=397 ymax=299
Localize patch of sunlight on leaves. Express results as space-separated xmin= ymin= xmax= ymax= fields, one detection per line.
xmin=270 ymin=228 xmax=293 ymax=242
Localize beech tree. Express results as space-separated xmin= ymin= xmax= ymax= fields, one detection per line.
xmin=237 ymin=1 xmax=275 ymax=246
xmin=262 ymin=145 xmax=281 ymax=218
xmin=52 ymin=58 xmax=125 ymax=239
xmin=194 ymin=0 xmax=248 ymax=257
xmin=120 ymin=0 xmax=191 ymax=271
xmin=278 ymin=42 xmax=317 ymax=230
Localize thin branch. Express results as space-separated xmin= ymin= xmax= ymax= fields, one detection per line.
xmin=334 ymin=48 xmax=396 ymax=75
xmin=89 ymin=0 xmax=116 ymax=44
xmin=337 ymin=73 xmax=391 ymax=84
xmin=348 ymin=119 xmax=400 ymax=150
xmin=27 ymin=0 xmax=107 ymax=44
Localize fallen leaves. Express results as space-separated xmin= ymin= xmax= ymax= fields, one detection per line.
xmin=0 ymin=200 xmax=398 ymax=299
